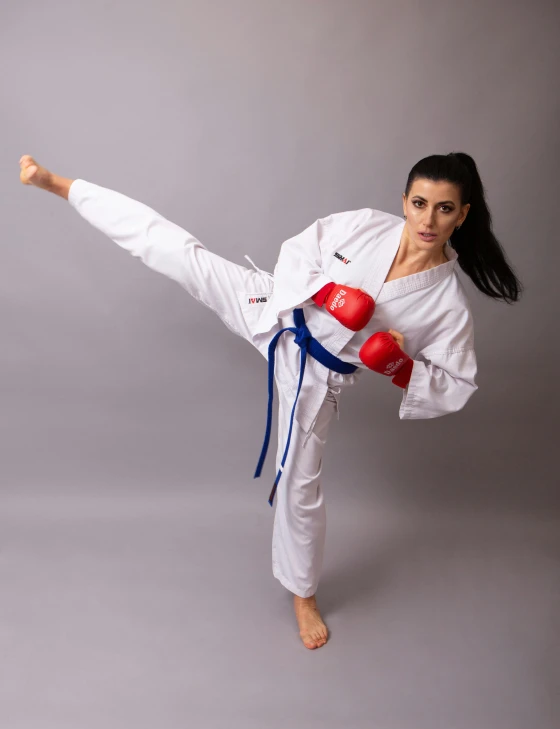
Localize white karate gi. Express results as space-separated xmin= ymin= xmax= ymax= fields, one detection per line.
xmin=68 ymin=181 xmax=478 ymax=598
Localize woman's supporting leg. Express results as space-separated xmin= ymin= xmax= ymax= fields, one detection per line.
xmin=272 ymin=387 xmax=338 ymax=649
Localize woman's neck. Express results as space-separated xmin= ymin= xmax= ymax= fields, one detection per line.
xmin=394 ymin=231 xmax=448 ymax=273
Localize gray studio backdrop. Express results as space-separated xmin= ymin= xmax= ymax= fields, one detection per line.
xmin=1 ymin=0 xmax=557 ymax=512
xmin=0 ymin=1 xmax=559 ymax=728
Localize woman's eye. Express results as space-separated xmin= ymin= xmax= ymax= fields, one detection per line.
xmin=413 ymin=201 xmax=452 ymax=212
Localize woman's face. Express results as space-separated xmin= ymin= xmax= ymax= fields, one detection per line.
xmin=402 ymin=178 xmax=470 ymax=250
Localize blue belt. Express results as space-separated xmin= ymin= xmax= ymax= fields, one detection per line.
xmin=254 ymin=308 xmax=357 ymax=506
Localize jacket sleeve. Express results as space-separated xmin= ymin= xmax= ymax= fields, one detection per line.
xmin=398 ymin=346 xmax=478 ymax=419
xmin=271 ymin=216 xmax=337 ymax=318
xmin=398 ymin=298 xmax=478 ymax=419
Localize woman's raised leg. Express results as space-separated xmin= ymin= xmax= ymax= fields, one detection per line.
xmin=19 ymin=155 xmax=273 ymax=344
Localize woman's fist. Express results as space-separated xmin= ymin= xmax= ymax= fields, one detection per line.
xmin=359 ymin=331 xmax=413 ymax=388
xmin=312 ymin=282 xmax=375 ymax=332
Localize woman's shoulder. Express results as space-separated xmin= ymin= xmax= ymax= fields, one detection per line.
xmin=434 ymin=275 xmax=476 ymax=341
xmin=447 ymin=267 xmax=475 ymax=312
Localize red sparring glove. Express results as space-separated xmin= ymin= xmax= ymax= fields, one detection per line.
xmin=359 ymin=331 xmax=414 ymax=388
xmin=312 ymin=282 xmax=375 ymax=332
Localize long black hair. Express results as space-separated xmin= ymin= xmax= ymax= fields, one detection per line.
xmin=404 ymin=152 xmax=523 ymax=304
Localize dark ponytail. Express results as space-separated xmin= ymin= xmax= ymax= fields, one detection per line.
xmin=404 ymin=152 xmax=523 ymax=304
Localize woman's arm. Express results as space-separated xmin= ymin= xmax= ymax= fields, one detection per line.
xmin=357 ymin=305 xmax=478 ymax=419
xmin=271 ymin=217 xmax=335 ymax=318
xmin=271 ymin=210 xmax=373 ymax=321
xmin=398 ymin=347 xmax=478 ymax=419
xmin=398 ymin=295 xmax=479 ymax=419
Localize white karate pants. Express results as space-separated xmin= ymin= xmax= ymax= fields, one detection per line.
xmin=69 ymin=180 xmax=339 ymax=598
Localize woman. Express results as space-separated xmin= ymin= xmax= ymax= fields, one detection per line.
xmin=19 ymin=152 xmax=522 ymax=650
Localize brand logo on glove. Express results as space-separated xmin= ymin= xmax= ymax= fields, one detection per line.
xmin=248 ymin=296 xmax=268 ymax=304
xmin=384 ymin=358 xmax=404 ymax=375
xmin=329 ymin=289 xmax=347 ymax=310
xmin=334 ymin=252 xmax=351 ymax=264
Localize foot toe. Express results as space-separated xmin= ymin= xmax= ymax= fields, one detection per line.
xmin=301 ymin=632 xmax=317 ymax=649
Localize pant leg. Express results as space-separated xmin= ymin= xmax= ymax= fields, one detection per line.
xmin=271 ymin=386 xmax=338 ymax=598
xmin=67 ymin=179 xmax=273 ymax=345
xmin=68 ymin=179 xmax=338 ymax=597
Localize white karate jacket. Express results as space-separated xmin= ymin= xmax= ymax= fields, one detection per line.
xmin=68 ymin=181 xmax=477 ymax=435
xmin=250 ymin=208 xmax=478 ymax=431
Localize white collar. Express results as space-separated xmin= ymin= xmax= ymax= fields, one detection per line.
xmin=376 ymin=241 xmax=458 ymax=303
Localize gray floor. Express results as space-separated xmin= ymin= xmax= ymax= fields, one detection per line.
xmin=1 ymin=491 xmax=558 ymax=729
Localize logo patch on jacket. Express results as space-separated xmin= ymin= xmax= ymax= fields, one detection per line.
xmin=334 ymin=252 xmax=351 ymax=264
xmin=248 ymin=296 xmax=268 ymax=304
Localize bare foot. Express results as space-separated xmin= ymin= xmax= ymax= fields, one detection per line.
xmin=19 ymin=155 xmax=52 ymax=188
xmin=19 ymin=155 xmax=73 ymax=199
xmin=294 ymin=595 xmax=328 ymax=649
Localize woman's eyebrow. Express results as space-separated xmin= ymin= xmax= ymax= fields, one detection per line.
xmin=413 ymin=195 xmax=456 ymax=205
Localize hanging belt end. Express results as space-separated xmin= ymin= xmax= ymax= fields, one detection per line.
xmin=268 ymin=480 xmax=279 ymax=507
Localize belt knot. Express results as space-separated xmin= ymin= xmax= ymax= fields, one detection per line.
xmin=293 ymin=323 xmax=312 ymax=348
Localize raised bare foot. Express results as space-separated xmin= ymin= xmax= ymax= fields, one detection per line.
xmin=19 ymin=155 xmax=73 ymax=199
xmin=293 ymin=594 xmax=328 ymax=649
xmin=19 ymin=155 xmax=52 ymax=188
